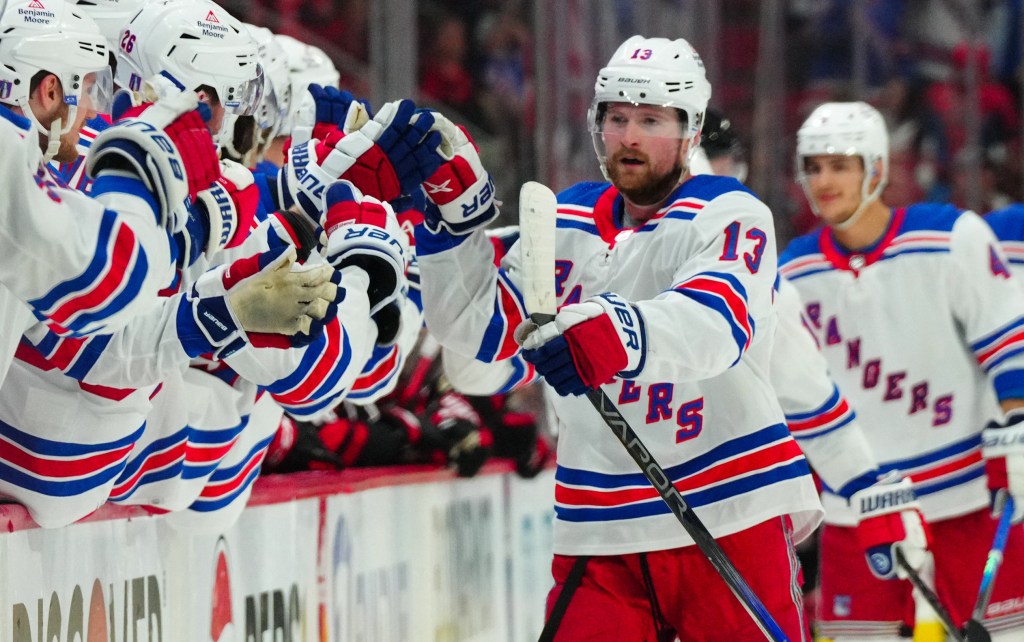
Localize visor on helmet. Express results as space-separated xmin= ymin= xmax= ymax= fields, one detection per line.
xmin=77 ymin=66 xmax=113 ymax=114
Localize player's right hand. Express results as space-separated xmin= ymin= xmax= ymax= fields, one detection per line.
xmin=982 ymin=408 xmax=1024 ymax=523
xmin=176 ymin=245 xmax=340 ymax=358
xmin=851 ymin=475 xmax=931 ymax=580
xmin=516 ymin=292 xmax=646 ymax=396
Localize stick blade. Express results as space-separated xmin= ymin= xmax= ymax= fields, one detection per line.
xmin=963 ymin=619 xmax=991 ymax=642
xmin=518 ymin=181 xmax=558 ymax=321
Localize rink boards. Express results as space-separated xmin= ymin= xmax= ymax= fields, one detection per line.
xmin=0 ymin=463 xmax=555 ymax=642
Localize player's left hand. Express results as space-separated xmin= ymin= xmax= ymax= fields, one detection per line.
xmin=982 ymin=408 xmax=1024 ymax=523
xmin=516 ymin=292 xmax=646 ymax=396
xmin=851 ymin=475 xmax=932 ymax=580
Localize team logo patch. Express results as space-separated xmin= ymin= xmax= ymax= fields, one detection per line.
xmin=833 ymin=594 xmax=852 ymax=617
xmin=0 ymin=80 xmax=12 ymax=101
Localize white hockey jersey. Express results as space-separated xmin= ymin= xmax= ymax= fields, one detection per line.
xmin=772 ymin=276 xmax=879 ymax=507
xmin=0 ymin=107 xmax=173 ymax=386
xmin=779 ymin=204 xmax=1024 ymax=524
xmin=418 ymin=175 xmax=823 ymax=556
xmin=0 ymin=209 xmax=375 ymax=527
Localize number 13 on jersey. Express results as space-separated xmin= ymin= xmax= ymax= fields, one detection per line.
xmin=719 ymin=221 xmax=767 ymax=274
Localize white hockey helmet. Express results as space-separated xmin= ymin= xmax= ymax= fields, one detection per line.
xmin=114 ymin=0 xmax=263 ymax=116
xmin=588 ymin=35 xmax=711 ymax=180
xmin=0 ymin=0 xmax=113 ymax=160
xmin=275 ymin=33 xmax=339 ymax=137
xmin=218 ymin=23 xmax=291 ymax=164
xmin=68 ymin=0 xmax=145 ymax=50
xmin=796 ymin=101 xmax=890 ymax=225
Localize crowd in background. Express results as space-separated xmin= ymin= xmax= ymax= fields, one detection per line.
xmin=239 ymin=0 xmax=1024 ymax=244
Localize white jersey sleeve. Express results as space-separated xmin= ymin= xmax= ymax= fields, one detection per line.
xmin=772 ymin=276 xmax=878 ymax=496
xmin=950 ymin=211 xmax=1024 ymax=401
xmin=0 ymin=110 xmax=172 ymax=338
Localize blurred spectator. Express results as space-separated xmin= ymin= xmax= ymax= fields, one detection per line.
xmin=420 ymin=14 xmax=475 ymax=114
xmin=476 ymin=9 xmax=531 ymax=129
xmin=925 ymin=42 xmax=1018 ymax=162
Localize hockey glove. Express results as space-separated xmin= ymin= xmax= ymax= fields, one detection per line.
xmin=422 ymin=390 xmax=493 ymax=477
xmin=851 ymin=475 xmax=931 ymax=580
xmin=321 ymin=180 xmax=409 ymax=315
xmin=193 ymin=159 xmax=260 ymax=257
xmin=87 ymin=88 xmax=220 ymax=234
xmin=289 ymin=84 xmax=370 ymax=150
xmin=266 ymin=209 xmax=322 ymax=263
xmin=517 ymin=293 xmax=646 ymax=396
xmin=982 ymin=408 xmax=1024 ymax=523
xmin=420 ymin=112 xmax=499 ymax=235
xmin=491 ymin=403 xmax=551 ymax=479
xmin=282 ymin=99 xmax=442 ymax=221
xmin=263 ymin=415 xmax=344 ymax=473
xmin=176 ymin=245 xmax=338 ymax=358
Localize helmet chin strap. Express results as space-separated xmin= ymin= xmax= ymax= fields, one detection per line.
xmin=22 ymin=97 xmax=75 ymax=163
xmin=42 ymin=116 xmax=63 ymax=163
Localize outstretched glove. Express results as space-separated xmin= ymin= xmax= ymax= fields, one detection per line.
xmin=289 ymin=84 xmax=370 ymax=149
xmin=321 ymin=180 xmax=408 ymax=315
xmin=420 ymin=112 xmax=499 ymax=235
xmin=87 ymin=87 xmax=220 ymax=234
xmin=176 ymin=245 xmax=338 ymax=358
xmin=851 ymin=475 xmax=931 ymax=580
xmin=282 ymin=98 xmax=442 ymax=221
xmin=982 ymin=408 xmax=1024 ymax=523
xmin=517 ymin=293 xmax=646 ymax=396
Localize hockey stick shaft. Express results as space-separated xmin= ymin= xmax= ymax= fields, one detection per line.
xmin=975 ymin=493 xmax=1015 ymax=619
xmin=896 ymin=549 xmax=965 ymax=642
xmin=584 ymin=387 xmax=790 ymax=642
xmin=964 ymin=493 xmax=1015 ymax=642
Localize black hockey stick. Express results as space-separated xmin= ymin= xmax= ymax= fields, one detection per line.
xmin=895 ymin=549 xmax=966 ymax=642
xmin=584 ymin=388 xmax=790 ymax=641
xmin=963 ymin=492 xmax=1015 ymax=642
xmin=517 ymin=181 xmax=789 ymax=642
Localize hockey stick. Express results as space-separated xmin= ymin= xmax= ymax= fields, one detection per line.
xmin=517 ymin=181 xmax=789 ymax=642
xmin=963 ymin=492 xmax=1015 ymax=642
xmin=895 ymin=549 xmax=966 ymax=642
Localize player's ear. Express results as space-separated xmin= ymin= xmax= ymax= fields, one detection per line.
xmin=31 ymin=73 xmax=63 ymax=114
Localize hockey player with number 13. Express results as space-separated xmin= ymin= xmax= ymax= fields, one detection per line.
xmin=416 ymin=35 xmax=823 ymax=640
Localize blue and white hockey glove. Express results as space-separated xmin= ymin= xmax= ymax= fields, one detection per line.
xmin=420 ymin=112 xmax=499 ymax=235
xmin=176 ymin=245 xmax=339 ymax=357
xmin=87 ymin=88 xmax=220 ymax=234
xmin=516 ymin=293 xmax=646 ymax=397
xmin=982 ymin=408 xmax=1024 ymax=523
xmin=282 ymin=99 xmax=442 ymax=222
xmin=851 ymin=475 xmax=931 ymax=580
xmin=289 ymin=83 xmax=370 ymax=148
xmin=321 ymin=180 xmax=409 ymax=315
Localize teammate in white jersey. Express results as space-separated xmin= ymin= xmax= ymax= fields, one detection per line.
xmin=780 ymin=101 xmax=1024 ymax=640
xmin=416 ymin=35 xmax=822 ymax=640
